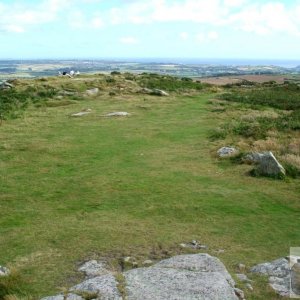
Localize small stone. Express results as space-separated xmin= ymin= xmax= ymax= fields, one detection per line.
xmin=217 ymin=147 xmax=238 ymax=158
xmin=142 ymin=260 xmax=153 ymax=266
xmin=236 ymin=273 xmax=251 ymax=282
xmin=105 ymin=112 xmax=130 ymax=117
xmin=71 ymin=111 xmax=91 ymax=117
xmin=214 ymin=249 xmax=225 ymax=254
xmin=234 ymin=288 xmax=245 ymax=299
xmin=0 ymin=266 xmax=10 ymax=277
xmin=180 ymin=243 xmax=187 ymax=248
xmin=78 ymin=260 xmax=109 ymax=278
xmin=238 ymin=263 xmax=246 ymax=272
xmin=246 ymin=283 xmax=254 ymax=291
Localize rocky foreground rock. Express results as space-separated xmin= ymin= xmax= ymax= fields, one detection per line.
xmin=42 ymin=254 xmax=243 ymax=300
xmin=251 ymin=256 xmax=300 ymax=297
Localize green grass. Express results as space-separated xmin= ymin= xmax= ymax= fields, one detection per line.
xmin=0 ymin=77 xmax=299 ymax=299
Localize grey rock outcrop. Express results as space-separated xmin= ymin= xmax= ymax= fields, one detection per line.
xmin=70 ymin=274 xmax=120 ymax=300
xmin=78 ymin=260 xmax=109 ymax=278
xmin=124 ymin=254 xmax=239 ymax=300
xmin=217 ymin=147 xmax=238 ymax=158
xmin=251 ymin=257 xmax=293 ymax=297
xmin=244 ymin=151 xmax=285 ymax=177
xmin=42 ymin=254 xmax=242 ymax=300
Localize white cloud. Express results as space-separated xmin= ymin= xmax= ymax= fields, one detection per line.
xmin=0 ymin=0 xmax=71 ymax=33
xmin=207 ymin=31 xmax=219 ymax=40
xmin=179 ymin=32 xmax=189 ymax=40
xmin=120 ymin=36 xmax=139 ymax=44
xmin=223 ymin=0 xmax=247 ymax=7
xmin=196 ymin=31 xmax=219 ymax=42
xmin=106 ymin=0 xmax=300 ymax=37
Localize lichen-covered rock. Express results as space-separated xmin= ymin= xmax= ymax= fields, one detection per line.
xmin=70 ymin=274 xmax=120 ymax=300
xmin=251 ymin=257 xmax=293 ymax=297
xmin=78 ymin=260 xmax=109 ymax=278
xmin=217 ymin=147 xmax=238 ymax=158
xmin=124 ymin=254 xmax=238 ymax=300
xmin=244 ymin=151 xmax=285 ymax=177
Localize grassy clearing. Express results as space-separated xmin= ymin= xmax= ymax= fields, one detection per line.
xmin=0 ymin=75 xmax=300 ymax=299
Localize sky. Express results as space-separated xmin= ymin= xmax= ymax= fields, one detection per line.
xmin=0 ymin=0 xmax=300 ymax=60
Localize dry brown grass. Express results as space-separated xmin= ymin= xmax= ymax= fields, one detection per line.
xmin=252 ymin=137 xmax=283 ymax=153
xmin=280 ymin=154 xmax=300 ymax=170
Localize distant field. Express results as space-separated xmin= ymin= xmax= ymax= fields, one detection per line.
xmin=197 ymin=74 xmax=293 ymax=85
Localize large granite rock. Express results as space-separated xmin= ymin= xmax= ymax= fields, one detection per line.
xmin=70 ymin=274 xmax=120 ymax=300
xmin=42 ymin=254 xmax=242 ymax=300
xmin=124 ymin=254 xmax=239 ymax=300
xmin=244 ymin=151 xmax=285 ymax=177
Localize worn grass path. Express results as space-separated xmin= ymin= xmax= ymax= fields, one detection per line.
xmin=0 ymin=92 xmax=299 ymax=299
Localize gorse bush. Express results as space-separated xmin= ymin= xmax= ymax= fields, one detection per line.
xmin=220 ymin=83 xmax=300 ymax=110
xmin=137 ymin=74 xmax=204 ymax=91
xmin=0 ymin=85 xmax=58 ymax=121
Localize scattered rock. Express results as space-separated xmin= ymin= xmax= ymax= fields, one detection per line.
xmin=251 ymin=257 xmax=292 ymax=297
xmin=124 ymin=254 xmax=239 ymax=300
xmin=142 ymin=260 xmax=153 ymax=266
xmin=236 ymin=273 xmax=252 ymax=283
xmin=71 ymin=109 xmax=92 ymax=117
xmin=0 ymin=81 xmax=14 ymax=90
xmin=0 ymin=266 xmax=10 ymax=276
xmin=246 ymin=283 xmax=254 ymax=291
xmin=139 ymin=88 xmax=169 ymax=96
xmin=215 ymin=249 xmax=225 ymax=254
xmin=217 ymin=146 xmax=238 ymax=157
xmin=43 ymin=253 xmax=241 ymax=300
xmin=70 ymin=274 xmax=120 ymax=300
xmin=86 ymin=88 xmax=99 ymax=96
xmin=78 ymin=260 xmax=109 ymax=278
xmin=234 ymin=287 xmax=245 ymax=299
xmin=244 ymin=151 xmax=286 ymax=177
xmin=104 ymin=112 xmax=130 ymax=117
xmin=180 ymin=240 xmax=208 ymax=250
xmin=238 ymin=263 xmax=246 ymax=272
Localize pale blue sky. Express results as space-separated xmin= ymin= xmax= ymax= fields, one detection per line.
xmin=0 ymin=0 xmax=300 ymax=59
